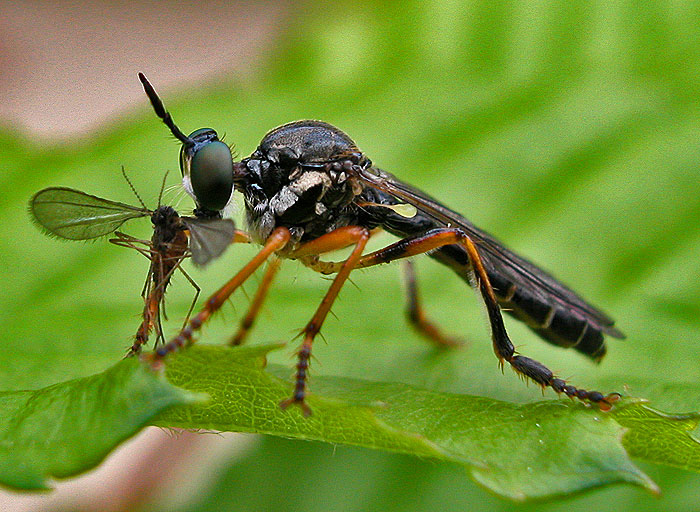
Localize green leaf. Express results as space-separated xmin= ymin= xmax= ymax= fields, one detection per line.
xmin=0 ymin=358 xmax=196 ymax=490
xmin=615 ymin=403 xmax=700 ymax=472
xmin=154 ymin=345 xmax=670 ymax=500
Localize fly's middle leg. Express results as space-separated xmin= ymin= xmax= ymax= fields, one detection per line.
xmin=283 ymin=226 xmax=371 ymax=416
xmin=228 ymin=257 xmax=281 ymax=346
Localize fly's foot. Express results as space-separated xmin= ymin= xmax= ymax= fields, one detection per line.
xmin=124 ymin=345 xmax=140 ymax=358
xmin=280 ymin=340 xmax=314 ymax=416
xmin=550 ymin=377 xmax=622 ymax=411
xmin=509 ymin=354 xmax=621 ymax=411
xmin=280 ymin=394 xmax=312 ymax=417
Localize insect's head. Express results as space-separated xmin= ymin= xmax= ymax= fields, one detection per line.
xmin=138 ymin=73 xmax=234 ymax=217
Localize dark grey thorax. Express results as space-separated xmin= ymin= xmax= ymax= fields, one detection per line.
xmin=233 ymin=120 xmax=370 ymax=246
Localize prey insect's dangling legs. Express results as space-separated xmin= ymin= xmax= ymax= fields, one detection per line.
xmin=148 ymin=227 xmax=292 ymax=359
xmin=402 ymin=260 xmax=464 ymax=348
xmin=228 ymin=257 xmax=282 ymax=346
xmin=281 ymin=226 xmax=371 ymax=416
xmin=110 ymin=231 xmax=191 ymax=356
xmin=309 ymin=228 xmax=619 ymax=410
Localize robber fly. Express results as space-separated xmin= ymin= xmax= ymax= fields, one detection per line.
xmin=30 ymin=171 xmax=237 ymax=355
xmin=139 ymin=74 xmax=623 ymax=416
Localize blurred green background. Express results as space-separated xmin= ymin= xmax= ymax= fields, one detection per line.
xmin=2 ymin=1 xmax=700 ymax=510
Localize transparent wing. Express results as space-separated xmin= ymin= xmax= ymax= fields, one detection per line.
xmin=30 ymin=187 xmax=150 ymax=240
xmin=183 ymin=217 xmax=236 ymax=266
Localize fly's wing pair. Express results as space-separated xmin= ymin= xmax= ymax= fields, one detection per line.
xmin=30 ymin=187 xmax=235 ymax=265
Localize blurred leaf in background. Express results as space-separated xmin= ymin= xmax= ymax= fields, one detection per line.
xmin=2 ymin=0 xmax=700 ymax=510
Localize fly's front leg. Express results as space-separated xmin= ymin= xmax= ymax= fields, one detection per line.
xmin=146 ymin=227 xmax=291 ymax=361
xmin=228 ymin=257 xmax=281 ymax=346
xmin=317 ymin=228 xmax=619 ymax=410
xmin=281 ymin=226 xmax=371 ymax=416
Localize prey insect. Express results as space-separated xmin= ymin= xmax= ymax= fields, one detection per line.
xmin=30 ymin=171 xmax=237 ymax=355
xmin=139 ymin=74 xmax=623 ymax=416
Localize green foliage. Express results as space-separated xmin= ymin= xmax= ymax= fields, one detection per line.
xmin=2 ymin=0 xmax=700 ymax=508
xmin=157 ymin=345 xmax=665 ymax=501
xmin=0 ymin=359 xmax=194 ymax=490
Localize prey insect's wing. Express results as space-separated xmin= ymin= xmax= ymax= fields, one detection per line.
xmin=356 ymin=167 xmax=624 ymax=338
xmin=182 ymin=217 xmax=236 ymax=266
xmin=30 ymin=187 xmax=150 ymax=240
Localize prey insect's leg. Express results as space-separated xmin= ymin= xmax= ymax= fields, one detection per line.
xmin=129 ymin=254 xmax=181 ymax=356
xmin=148 ymin=227 xmax=292 ymax=360
xmin=281 ymin=226 xmax=371 ymax=416
xmin=110 ymin=233 xmax=160 ymax=355
xmin=109 ymin=233 xmax=155 ymax=261
xmin=402 ymin=260 xmax=464 ymax=348
xmin=129 ymin=252 xmax=186 ymax=356
xmin=310 ymin=228 xmax=619 ymax=410
xmin=228 ymin=257 xmax=281 ymax=346
xmin=232 ymin=229 xmax=254 ymax=244
xmin=176 ymin=265 xmax=201 ymax=334
xmin=131 ymin=279 xmax=158 ymax=355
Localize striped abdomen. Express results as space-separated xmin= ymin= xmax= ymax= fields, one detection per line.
xmin=430 ymin=243 xmax=623 ymax=360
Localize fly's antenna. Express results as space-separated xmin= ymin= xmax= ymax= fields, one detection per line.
xmin=157 ymin=170 xmax=170 ymax=208
xmin=121 ymin=166 xmax=148 ymax=210
xmin=138 ymin=72 xmax=194 ymax=147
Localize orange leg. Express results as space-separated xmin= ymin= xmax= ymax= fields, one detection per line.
xmin=149 ymin=227 xmax=292 ymax=359
xmin=280 ymin=226 xmax=371 ymax=416
xmin=232 ymin=229 xmax=254 ymax=244
xmin=402 ymin=260 xmax=464 ymax=348
xmin=304 ymin=228 xmax=619 ymax=410
xmin=228 ymin=257 xmax=281 ymax=346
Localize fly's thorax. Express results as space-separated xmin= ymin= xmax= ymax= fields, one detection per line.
xmin=259 ymin=120 xmax=360 ymax=163
xmin=234 ymin=120 xmax=370 ymax=244
xmin=239 ymin=161 xmax=365 ymax=245
xmin=151 ymin=206 xmax=186 ymax=251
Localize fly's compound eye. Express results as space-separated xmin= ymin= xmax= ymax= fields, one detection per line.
xmin=190 ymin=140 xmax=234 ymax=212
xmin=180 ymin=129 xmax=234 ymax=212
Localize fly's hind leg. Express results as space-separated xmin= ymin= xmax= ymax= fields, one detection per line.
xmin=309 ymin=228 xmax=620 ymax=410
xmin=402 ymin=260 xmax=464 ymax=348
